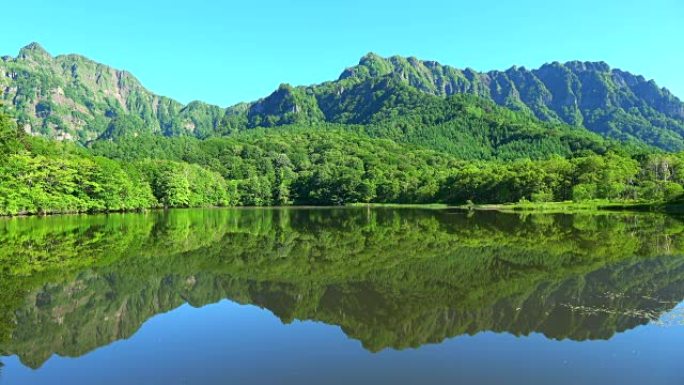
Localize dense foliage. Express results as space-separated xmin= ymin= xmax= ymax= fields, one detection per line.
xmin=0 ymin=112 xmax=229 ymax=215
xmin=3 ymin=103 xmax=684 ymax=215
xmin=91 ymin=126 xmax=458 ymax=205
xmin=90 ymin=123 xmax=684 ymax=207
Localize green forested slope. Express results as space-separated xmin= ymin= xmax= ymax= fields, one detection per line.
xmin=229 ymin=53 xmax=684 ymax=150
xmin=0 ymin=112 xmax=231 ymax=215
xmin=3 ymin=105 xmax=684 ymax=215
xmin=3 ymin=44 xmax=684 ymax=214
xmin=3 ymin=44 xmax=684 ymax=151
xmin=91 ymin=125 xmax=684 ymax=206
xmin=328 ymin=54 xmax=684 ymax=150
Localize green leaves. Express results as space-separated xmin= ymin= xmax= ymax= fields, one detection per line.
xmin=140 ymin=160 xmax=234 ymax=208
xmin=0 ymin=153 xmax=158 ymax=215
xmin=0 ymin=112 xmax=27 ymax=155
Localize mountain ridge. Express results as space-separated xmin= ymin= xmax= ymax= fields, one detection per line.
xmin=2 ymin=43 xmax=684 ymax=151
xmin=1 ymin=42 xmax=224 ymax=140
xmin=323 ymin=52 xmax=684 ymax=148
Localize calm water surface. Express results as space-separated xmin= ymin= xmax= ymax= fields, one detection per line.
xmin=0 ymin=208 xmax=683 ymax=384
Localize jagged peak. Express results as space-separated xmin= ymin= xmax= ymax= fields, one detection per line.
xmin=505 ymin=65 xmax=528 ymax=73
xmin=277 ymin=83 xmax=294 ymax=91
xmin=352 ymin=54 xmax=632 ymax=82
xmin=423 ymin=60 xmax=442 ymax=69
xmin=536 ymin=60 xmax=614 ymax=74
xmin=253 ymin=83 xmax=297 ymax=105
xmin=359 ymin=52 xmax=383 ymax=63
xmin=18 ymin=42 xmax=51 ymax=60
xmin=540 ymin=61 xmax=564 ymax=69
xmin=564 ymin=60 xmax=611 ymax=73
xmin=338 ymin=53 xmax=391 ymax=80
xmin=185 ymin=100 xmax=211 ymax=108
xmin=22 ymin=42 xmax=47 ymax=52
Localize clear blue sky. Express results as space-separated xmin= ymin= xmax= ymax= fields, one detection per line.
xmin=1 ymin=0 xmax=682 ymax=106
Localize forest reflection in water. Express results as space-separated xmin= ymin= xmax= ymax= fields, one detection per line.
xmin=0 ymin=207 xmax=683 ymax=371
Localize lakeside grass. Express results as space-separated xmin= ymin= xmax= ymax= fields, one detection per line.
xmin=347 ymin=200 xmax=684 ymax=214
xmin=465 ymin=200 xmax=684 ymax=214
xmin=4 ymin=201 xmax=684 ymax=219
xmin=345 ymin=203 xmax=449 ymax=209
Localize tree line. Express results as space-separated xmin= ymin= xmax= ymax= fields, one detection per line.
xmin=1 ymin=110 xmax=684 ymax=216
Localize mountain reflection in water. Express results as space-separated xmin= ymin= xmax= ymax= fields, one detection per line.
xmin=1 ymin=208 xmax=683 ymax=370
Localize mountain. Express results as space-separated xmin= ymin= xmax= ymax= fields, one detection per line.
xmin=0 ymin=42 xmax=223 ymax=141
xmin=242 ymin=53 xmax=684 ymax=150
xmin=2 ymin=43 xmax=683 ymax=152
xmin=4 ymin=44 xmax=684 ymax=214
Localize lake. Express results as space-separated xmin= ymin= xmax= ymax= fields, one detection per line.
xmin=0 ymin=207 xmax=682 ymax=384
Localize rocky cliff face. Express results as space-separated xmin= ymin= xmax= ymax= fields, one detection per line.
xmin=331 ymin=54 xmax=684 ymax=149
xmin=0 ymin=43 xmax=224 ymax=141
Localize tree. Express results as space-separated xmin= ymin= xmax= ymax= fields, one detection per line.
xmin=0 ymin=112 xmax=25 ymax=155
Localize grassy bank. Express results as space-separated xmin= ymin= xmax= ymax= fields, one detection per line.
xmin=345 ymin=203 xmax=450 ymax=209
xmin=464 ymin=200 xmax=684 ymax=214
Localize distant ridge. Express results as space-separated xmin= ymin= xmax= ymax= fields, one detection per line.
xmin=2 ymin=43 xmax=684 ymax=150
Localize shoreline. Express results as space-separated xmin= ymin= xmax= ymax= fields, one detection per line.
xmin=461 ymin=201 xmax=684 ymax=214
xmin=2 ymin=201 xmax=683 ymax=219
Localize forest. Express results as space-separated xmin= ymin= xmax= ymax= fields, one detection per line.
xmin=1 ymin=107 xmax=684 ymax=216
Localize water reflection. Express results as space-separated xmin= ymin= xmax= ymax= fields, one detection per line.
xmin=1 ymin=208 xmax=684 ymax=369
